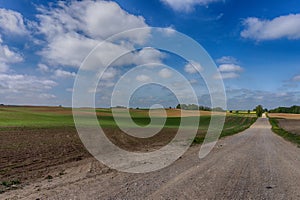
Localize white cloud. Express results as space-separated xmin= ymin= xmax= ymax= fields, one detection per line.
xmin=0 ymin=65 xmax=9 ymax=73
xmin=241 ymin=14 xmax=300 ymax=41
xmin=0 ymin=8 xmax=28 ymax=35
xmin=216 ymin=56 xmax=238 ymax=64
xmin=101 ymin=68 xmax=117 ymax=80
xmin=218 ymin=64 xmax=243 ymax=72
xmin=214 ymin=72 xmax=240 ymax=80
xmin=189 ymin=79 xmax=198 ymax=84
xmin=158 ymin=68 xmax=173 ymax=78
xmin=39 ymin=32 xmax=98 ymax=68
xmin=213 ymin=63 xmax=243 ymax=80
xmin=0 ymin=37 xmax=23 ymax=70
xmin=226 ymin=88 xmax=300 ymax=110
xmin=292 ymin=75 xmax=300 ymax=82
xmin=54 ymin=69 xmax=76 ymax=78
xmin=132 ymin=48 xmax=165 ymax=66
xmin=0 ymin=74 xmax=57 ymax=93
xmin=161 ymin=0 xmax=221 ymax=12
xmin=158 ymin=27 xmax=176 ymax=36
xmin=39 ymin=93 xmax=56 ymax=99
xmin=113 ymin=47 xmax=165 ymax=68
xmin=36 ymin=1 xmax=155 ymax=68
xmin=37 ymin=63 xmax=49 ymax=73
xmin=136 ymin=74 xmax=151 ymax=82
xmin=184 ymin=60 xmax=203 ymax=74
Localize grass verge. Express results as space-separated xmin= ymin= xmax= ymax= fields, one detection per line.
xmin=269 ymin=117 xmax=300 ymax=146
xmin=193 ymin=116 xmax=257 ymax=144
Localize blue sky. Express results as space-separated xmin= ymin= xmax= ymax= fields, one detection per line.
xmin=0 ymin=0 xmax=300 ymax=109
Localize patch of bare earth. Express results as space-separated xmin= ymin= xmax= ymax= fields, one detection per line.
xmin=0 ymin=126 xmax=206 ymax=195
xmin=268 ymin=113 xmax=300 ymax=119
xmin=277 ymin=119 xmax=300 ymax=135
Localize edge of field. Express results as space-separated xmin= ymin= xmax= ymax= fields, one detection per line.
xmin=268 ymin=114 xmax=300 ymax=146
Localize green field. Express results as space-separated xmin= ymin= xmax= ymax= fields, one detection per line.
xmin=0 ymin=106 xmax=257 ymax=142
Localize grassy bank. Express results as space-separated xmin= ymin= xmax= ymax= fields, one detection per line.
xmin=269 ymin=117 xmax=300 ymax=146
xmin=193 ymin=115 xmax=257 ymax=144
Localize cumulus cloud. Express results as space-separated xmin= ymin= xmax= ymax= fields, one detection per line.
xmin=38 ymin=93 xmax=56 ymax=99
xmin=160 ymin=0 xmax=221 ymax=12
xmin=158 ymin=68 xmax=173 ymax=78
xmin=37 ymin=63 xmax=49 ymax=73
xmin=101 ymin=68 xmax=117 ymax=80
xmin=226 ymin=88 xmax=300 ymax=110
xmin=0 ymin=74 xmax=57 ymax=93
xmin=136 ymin=74 xmax=151 ymax=82
xmin=241 ymin=14 xmax=300 ymax=41
xmin=0 ymin=65 xmax=9 ymax=73
xmin=292 ymin=75 xmax=300 ymax=82
xmin=214 ymin=58 xmax=243 ymax=80
xmin=218 ymin=64 xmax=243 ymax=72
xmin=0 ymin=36 xmax=23 ymax=71
xmin=36 ymin=1 xmax=158 ymax=69
xmin=54 ymin=69 xmax=76 ymax=78
xmin=0 ymin=8 xmax=28 ymax=35
xmin=184 ymin=60 xmax=203 ymax=74
xmin=216 ymin=56 xmax=238 ymax=64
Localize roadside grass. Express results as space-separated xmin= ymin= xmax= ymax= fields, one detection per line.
xmin=1 ymin=180 xmax=20 ymax=187
xmin=193 ymin=115 xmax=257 ymax=144
xmin=0 ymin=179 xmax=21 ymax=193
xmin=269 ymin=117 xmax=300 ymax=146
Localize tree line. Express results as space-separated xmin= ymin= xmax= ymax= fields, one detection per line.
xmin=176 ymin=104 xmax=225 ymax=112
xmin=269 ymin=105 xmax=300 ymax=114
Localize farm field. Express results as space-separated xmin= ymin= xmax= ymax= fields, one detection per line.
xmin=0 ymin=106 xmax=256 ymax=194
xmin=268 ymin=113 xmax=300 ymax=146
xmin=268 ymin=113 xmax=300 ymax=135
xmin=268 ymin=113 xmax=300 ymax=120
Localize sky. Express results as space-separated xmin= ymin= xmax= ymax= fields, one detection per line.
xmin=0 ymin=0 xmax=300 ymax=110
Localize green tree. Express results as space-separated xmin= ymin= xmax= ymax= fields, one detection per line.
xmin=255 ymin=105 xmax=264 ymax=117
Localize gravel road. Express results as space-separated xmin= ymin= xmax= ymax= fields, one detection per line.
xmin=4 ymin=118 xmax=300 ymax=200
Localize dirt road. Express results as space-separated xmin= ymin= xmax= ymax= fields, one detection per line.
xmin=3 ymin=118 xmax=300 ymax=199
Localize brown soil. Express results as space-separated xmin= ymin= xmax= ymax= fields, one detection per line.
xmin=277 ymin=119 xmax=300 ymax=135
xmin=0 ymin=127 xmax=90 ymax=192
xmin=0 ymin=126 xmax=205 ymax=194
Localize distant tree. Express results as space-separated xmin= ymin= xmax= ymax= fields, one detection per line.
xmin=187 ymin=104 xmax=199 ymax=110
xmin=269 ymin=105 xmax=300 ymax=114
xmin=264 ymin=108 xmax=268 ymax=113
xmin=176 ymin=104 xmax=181 ymax=109
xmin=212 ymin=107 xmax=225 ymax=112
xmin=255 ymin=105 xmax=264 ymax=117
xmin=136 ymin=107 xmax=139 ymax=110
xmin=169 ymin=106 xmax=172 ymax=109
xmin=181 ymin=104 xmax=188 ymax=110
xmin=235 ymin=110 xmax=239 ymax=114
xmin=229 ymin=110 xmax=233 ymax=113
xmin=247 ymin=110 xmax=250 ymax=114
